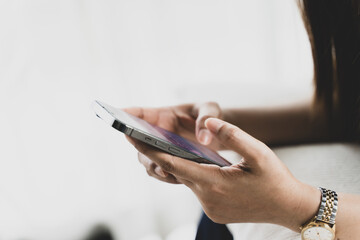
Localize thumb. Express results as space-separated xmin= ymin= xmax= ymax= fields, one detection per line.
xmin=205 ymin=118 xmax=269 ymax=163
xmin=193 ymin=102 xmax=221 ymax=145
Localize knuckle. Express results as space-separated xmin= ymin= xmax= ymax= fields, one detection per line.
xmin=149 ymin=162 xmax=158 ymax=169
xmin=159 ymin=158 xmax=175 ymax=173
xmin=257 ymin=142 xmax=272 ymax=159
xmin=148 ymin=162 xmax=158 ymax=172
xmin=206 ymin=101 xmax=220 ymax=110
xmin=222 ymin=126 xmax=239 ymax=142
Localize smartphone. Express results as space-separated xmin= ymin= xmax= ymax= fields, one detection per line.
xmin=93 ymin=100 xmax=231 ymax=167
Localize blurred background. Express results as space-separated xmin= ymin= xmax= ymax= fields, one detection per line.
xmin=0 ymin=0 xmax=313 ymax=239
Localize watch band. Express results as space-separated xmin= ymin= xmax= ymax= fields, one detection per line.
xmin=317 ymin=187 xmax=338 ymax=225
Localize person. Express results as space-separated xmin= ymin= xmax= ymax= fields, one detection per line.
xmin=124 ymin=0 xmax=360 ymax=239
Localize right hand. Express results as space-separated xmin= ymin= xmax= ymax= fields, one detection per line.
xmin=123 ymin=102 xmax=223 ymax=184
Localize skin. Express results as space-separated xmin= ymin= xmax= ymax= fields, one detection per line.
xmin=123 ymin=102 xmax=360 ymax=238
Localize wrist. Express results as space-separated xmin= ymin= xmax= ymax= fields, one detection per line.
xmin=279 ymin=181 xmax=321 ymax=232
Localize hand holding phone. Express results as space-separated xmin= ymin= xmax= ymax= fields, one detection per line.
xmin=93 ymin=100 xmax=231 ymax=167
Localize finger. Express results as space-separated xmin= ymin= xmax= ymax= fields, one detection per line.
xmin=132 ymin=139 xmax=213 ymax=183
xmin=193 ymin=102 xmax=221 ymax=145
xmin=138 ymin=152 xmax=182 ymax=184
xmin=122 ymin=107 xmax=144 ymax=118
xmin=205 ymin=118 xmax=271 ymax=165
xmin=152 ymin=166 xmax=183 ymax=184
xmin=138 ymin=152 xmax=169 ymax=178
xmin=122 ymin=107 xmax=159 ymax=124
xmin=150 ymin=168 xmax=183 ymax=184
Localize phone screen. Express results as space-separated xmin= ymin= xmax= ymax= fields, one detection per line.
xmin=102 ymin=102 xmax=230 ymax=166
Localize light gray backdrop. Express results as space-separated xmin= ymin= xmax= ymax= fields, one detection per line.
xmin=0 ymin=0 xmax=312 ymax=239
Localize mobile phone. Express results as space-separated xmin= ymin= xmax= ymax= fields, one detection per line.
xmin=93 ymin=100 xmax=231 ymax=167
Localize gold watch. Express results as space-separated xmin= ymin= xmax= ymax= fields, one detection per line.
xmin=300 ymin=187 xmax=338 ymax=240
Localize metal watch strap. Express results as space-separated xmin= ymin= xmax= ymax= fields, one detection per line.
xmin=317 ymin=187 xmax=338 ymax=225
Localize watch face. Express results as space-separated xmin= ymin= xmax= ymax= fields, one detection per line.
xmin=302 ymin=226 xmax=334 ymax=240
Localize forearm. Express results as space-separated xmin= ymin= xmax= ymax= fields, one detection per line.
xmin=222 ymin=101 xmax=332 ymax=146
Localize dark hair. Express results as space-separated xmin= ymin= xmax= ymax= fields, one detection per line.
xmin=299 ymin=0 xmax=360 ymax=141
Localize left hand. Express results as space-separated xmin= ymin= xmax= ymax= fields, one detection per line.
xmin=123 ymin=102 xmax=224 ymax=184
xmin=128 ymin=118 xmax=321 ymax=232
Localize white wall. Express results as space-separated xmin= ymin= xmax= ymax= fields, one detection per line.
xmin=0 ymin=0 xmax=313 ymax=239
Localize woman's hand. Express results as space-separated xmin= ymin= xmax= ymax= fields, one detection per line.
xmin=128 ymin=118 xmax=321 ymax=232
xmin=123 ymin=102 xmax=224 ymax=184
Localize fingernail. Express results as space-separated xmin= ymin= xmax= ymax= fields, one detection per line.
xmin=155 ymin=166 xmax=168 ymax=178
xmin=205 ymin=118 xmax=224 ymax=133
xmin=198 ymin=129 xmax=211 ymax=145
